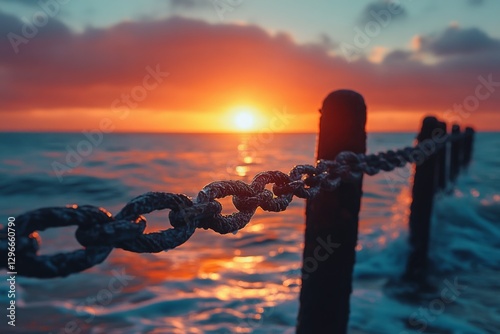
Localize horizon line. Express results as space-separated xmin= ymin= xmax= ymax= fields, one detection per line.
xmin=2 ymin=130 xmax=492 ymax=134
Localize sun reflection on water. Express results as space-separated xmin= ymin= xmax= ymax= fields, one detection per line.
xmin=232 ymin=134 xmax=262 ymax=179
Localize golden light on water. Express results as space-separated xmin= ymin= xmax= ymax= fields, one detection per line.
xmin=235 ymin=165 xmax=249 ymax=177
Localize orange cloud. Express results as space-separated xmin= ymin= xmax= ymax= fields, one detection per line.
xmin=1 ymin=13 xmax=499 ymax=132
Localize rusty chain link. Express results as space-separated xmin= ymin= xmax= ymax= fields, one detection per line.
xmin=0 ymin=134 xmax=460 ymax=278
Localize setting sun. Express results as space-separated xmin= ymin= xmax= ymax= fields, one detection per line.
xmin=233 ymin=107 xmax=256 ymax=131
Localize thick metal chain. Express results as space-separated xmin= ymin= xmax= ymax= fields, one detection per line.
xmin=0 ymin=135 xmax=458 ymax=278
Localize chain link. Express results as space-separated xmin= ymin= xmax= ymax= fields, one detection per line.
xmin=0 ymin=134 xmax=458 ymax=278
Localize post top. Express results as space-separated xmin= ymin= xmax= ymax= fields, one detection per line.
xmin=317 ymin=89 xmax=367 ymax=160
xmin=417 ymin=116 xmax=439 ymax=141
xmin=321 ymin=89 xmax=366 ymax=117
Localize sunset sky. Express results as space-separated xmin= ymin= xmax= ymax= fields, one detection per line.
xmin=1 ymin=0 xmax=500 ymax=132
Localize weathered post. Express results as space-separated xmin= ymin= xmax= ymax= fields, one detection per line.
xmin=296 ymin=90 xmax=366 ymax=333
xmin=436 ymin=121 xmax=447 ymax=191
xmin=463 ymin=127 xmax=475 ymax=168
xmin=405 ymin=116 xmax=439 ymax=279
xmin=450 ymin=124 xmax=461 ymax=183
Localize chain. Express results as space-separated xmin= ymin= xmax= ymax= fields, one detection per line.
xmin=0 ymin=134 xmax=459 ymax=278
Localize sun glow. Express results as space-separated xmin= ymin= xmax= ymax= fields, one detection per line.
xmin=233 ymin=107 xmax=256 ymax=131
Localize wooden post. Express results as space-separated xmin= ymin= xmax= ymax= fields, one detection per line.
xmin=450 ymin=124 xmax=461 ymax=183
xmin=405 ymin=116 xmax=439 ymax=279
xmin=436 ymin=121 xmax=447 ymax=191
xmin=463 ymin=127 xmax=475 ymax=168
xmin=296 ymin=90 xmax=366 ymax=333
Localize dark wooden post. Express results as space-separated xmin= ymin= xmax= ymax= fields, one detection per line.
xmin=296 ymin=90 xmax=366 ymax=333
xmin=436 ymin=121 xmax=447 ymax=191
xmin=405 ymin=116 xmax=439 ymax=279
xmin=450 ymin=124 xmax=461 ymax=183
xmin=463 ymin=127 xmax=475 ymax=168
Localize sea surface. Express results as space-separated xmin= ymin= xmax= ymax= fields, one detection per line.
xmin=0 ymin=132 xmax=499 ymax=334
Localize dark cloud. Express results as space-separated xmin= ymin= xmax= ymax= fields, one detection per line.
xmin=358 ymin=0 xmax=407 ymax=26
xmin=0 ymin=11 xmax=72 ymax=63
xmin=467 ymin=0 xmax=485 ymax=6
xmin=318 ymin=33 xmax=338 ymax=50
xmin=382 ymin=50 xmax=412 ymax=63
xmin=0 ymin=12 xmax=499 ymax=117
xmin=417 ymin=26 xmax=500 ymax=56
xmin=0 ymin=0 xmax=38 ymax=7
xmin=168 ymin=0 xmax=212 ymax=10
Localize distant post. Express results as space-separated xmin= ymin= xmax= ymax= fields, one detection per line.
xmin=405 ymin=116 xmax=439 ymax=279
xmin=463 ymin=127 xmax=475 ymax=168
xmin=296 ymin=90 xmax=366 ymax=333
xmin=436 ymin=121 xmax=447 ymax=191
xmin=450 ymin=124 xmax=461 ymax=183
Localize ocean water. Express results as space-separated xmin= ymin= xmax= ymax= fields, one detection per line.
xmin=0 ymin=132 xmax=499 ymax=334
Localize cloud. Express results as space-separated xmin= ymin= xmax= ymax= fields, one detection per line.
xmin=168 ymin=0 xmax=212 ymax=10
xmin=358 ymin=0 xmax=407 ymax=26
xmin=0 ymin=0 xmax=38 ymax=7
xmin=416 ymin=26 xmax=500 ymax=56
xmin=0 ymin=12 xmax=499 ymax=121
xmin=318 ymin=33 xmax=338 ymax=50
xmin=0 ymin=11 xmax=72 ymax=62
xmin=467 ymin=0 xmax=486 ymax=6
